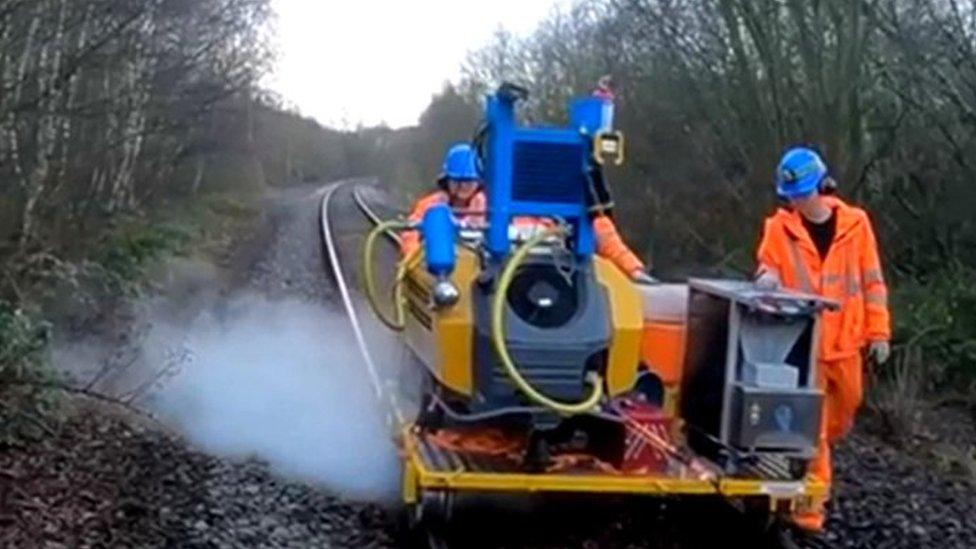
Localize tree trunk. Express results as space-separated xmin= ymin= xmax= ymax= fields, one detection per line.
xmin=20 ymin=0 xmax=69 ymax=248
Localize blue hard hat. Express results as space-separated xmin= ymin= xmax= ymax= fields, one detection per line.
xmin=440 ymin=143 xmax=480 ymax=182
xmin=776 ymin=147 xmax=827 ymax=199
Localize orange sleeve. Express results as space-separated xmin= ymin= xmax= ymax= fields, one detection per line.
xmin=756 ymin=217 xmax=784 ymax=277
xmin=859 ymin=214 xmax=891 ymax=341
xmin=400 ymin=193 xmax=438 ymax=257
xmin=593 ymin=215 xmax=645 ymax=275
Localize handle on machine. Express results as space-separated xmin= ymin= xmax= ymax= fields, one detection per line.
xmin=593 ymin=130 xmax=626 ymax=166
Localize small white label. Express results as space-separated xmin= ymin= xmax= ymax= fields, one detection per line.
xmin=761 ymin=482 xmax=804 ymax=497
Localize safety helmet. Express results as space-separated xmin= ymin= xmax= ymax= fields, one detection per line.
xmin=775 ymin=147 xmax=828 ymax=200
xmin=438 ymin=143 xmax=480 ymax=188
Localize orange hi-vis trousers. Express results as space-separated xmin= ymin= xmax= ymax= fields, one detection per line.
xmin=793 ymin=353 xmax=864 ymax=532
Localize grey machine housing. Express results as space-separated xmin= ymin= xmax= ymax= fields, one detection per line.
xmin=470 ymin=249 xmax=611 ymax=429
xmin=680 ymin=279 xmax=835 ymax=474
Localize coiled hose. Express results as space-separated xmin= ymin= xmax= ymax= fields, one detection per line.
xmin=363 ymin=220 xmax=419 ymax=331
xmin=365 ymin=218 xmax=603 ymax=415
xmin=490 ymin=226 xmax=605 ymax=415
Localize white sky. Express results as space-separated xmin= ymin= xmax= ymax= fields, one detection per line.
xmin=268 ymin=0 xmax=567 ymax=129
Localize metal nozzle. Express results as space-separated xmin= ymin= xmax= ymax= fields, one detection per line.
xmin=432 ymin=277 xmax=459 ymax=309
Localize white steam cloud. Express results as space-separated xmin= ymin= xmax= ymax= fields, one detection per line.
xmin=145 ymin=295 xmax=400 ymax=502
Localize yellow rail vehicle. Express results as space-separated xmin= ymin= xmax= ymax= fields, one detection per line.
xmin=362 ymin=83 xmax=833 ymax=538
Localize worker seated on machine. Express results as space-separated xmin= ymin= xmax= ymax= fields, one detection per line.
xmin=402 ymin=143 xmax=652 ymax=282
xmin=400 ymin=143 xmax=486 ymax=258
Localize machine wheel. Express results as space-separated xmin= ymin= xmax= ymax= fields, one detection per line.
xmin=396 ymin=491 xmax=453 ymax=549
xmin=764 ymin=521 xmax=806 ymax=549
xmin=395 ymin=503 xmax=427 ymax=549
xmin=740 ymin=498 xmax=808 ymax=549
xmin=740 ymin=497 xmax=776 ymax=534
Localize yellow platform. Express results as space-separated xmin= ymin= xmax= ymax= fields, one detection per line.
xmin=400 ymin=426 xmax=827 ymax=508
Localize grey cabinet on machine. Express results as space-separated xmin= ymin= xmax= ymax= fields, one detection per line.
xmin=679 ymin=280 xmax=836 ymax=478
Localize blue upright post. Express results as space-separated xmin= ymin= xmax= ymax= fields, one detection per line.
xmin=485 ymin=94 xmax=516 ymax=260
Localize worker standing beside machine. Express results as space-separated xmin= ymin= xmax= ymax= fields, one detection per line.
xmin=755 ymin=146 xmax=892 ymax=535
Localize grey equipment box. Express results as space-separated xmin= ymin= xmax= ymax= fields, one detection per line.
xmin=679 ymin=280 xmax=838 ymax=471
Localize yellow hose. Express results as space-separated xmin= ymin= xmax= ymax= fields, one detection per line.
xmin=392 ymin=247 xmax=424 ymax=319
xmin=363 ymin=220 xmax=413 ymax=331
xmin=490 ymin=226 xmax=604 ymax=415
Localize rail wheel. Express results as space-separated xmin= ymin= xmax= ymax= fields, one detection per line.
xmin=396 ymin=490 xmax=453 ymax=549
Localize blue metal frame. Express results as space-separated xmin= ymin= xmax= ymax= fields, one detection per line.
xmin=484 ymin=91 xmax=596 ymax=261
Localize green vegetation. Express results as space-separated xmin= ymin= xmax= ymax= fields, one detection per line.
xmin=0 ymin=302 xmax=56 ymax=444
xmin=892 ymin=264 xmax=976 ymax=387
xmin=0 ymin=0 xmax=277 ymax=443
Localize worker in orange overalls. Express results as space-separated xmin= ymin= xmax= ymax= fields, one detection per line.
xmin=403 ymin=143 xmax=651 ymax=282
xmin=755 ymin=146 xmax=891 ymax=535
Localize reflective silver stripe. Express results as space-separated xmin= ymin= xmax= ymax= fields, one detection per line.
xmin=786 ymin=237 xmax=815 ymax=293
xmin=846 ymin=247 xmax=860 ymax=297
xmin=823 ymin=273 xmax=843 ymax=285
xmin=864 ymin=268 xmax=885 ymax=285
xmin=866 ymin=292 xmax=888 ymax=307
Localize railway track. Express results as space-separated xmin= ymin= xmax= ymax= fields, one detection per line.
xmin=318 ymin=181 xmax=405 ymax=426
xmin=320 ymin=181 xmax=453 ymax=548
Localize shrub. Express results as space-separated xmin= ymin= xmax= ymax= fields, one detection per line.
xmin=0 ymin=301 xmax=57 ymax=445
xmin=96 ymin=223 xmax=193 ymax=294
xmin=890 ymin=263 xmax=976 ymax=388
xmin=866 ymin=345 xmax=927 ymax=440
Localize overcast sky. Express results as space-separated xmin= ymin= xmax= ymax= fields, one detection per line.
xmin=268 ymin=0 xmax=567 ymax=129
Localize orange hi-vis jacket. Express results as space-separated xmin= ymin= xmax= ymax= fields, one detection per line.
xmin=400 ymin=190 xmax=487 ymax=257
xmin=757 ymin=196 xmax=891 ymax=360
xmin=400 ymin=191 xmax=645 ymax=276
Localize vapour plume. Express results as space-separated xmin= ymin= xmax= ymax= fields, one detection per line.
xmin=145 ymin=295 xmax=400 ymax=502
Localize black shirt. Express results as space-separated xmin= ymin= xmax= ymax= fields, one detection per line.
xmin=802 ymin=210 xmax=837 ymax=261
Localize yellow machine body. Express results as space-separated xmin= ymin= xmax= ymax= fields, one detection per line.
xmin=401 ymin=248 xmax=643 ymax=398
xmin=401 ymin=246 xmax=479 ymax=395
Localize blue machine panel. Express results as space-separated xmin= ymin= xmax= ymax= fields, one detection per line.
xmin=570 ymin=97 xmax=612 ymax=134
xmin=484 ymin=90 xmax=596 ymax=260
xmin=511 ymin=139 xmax=587 ymax=204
